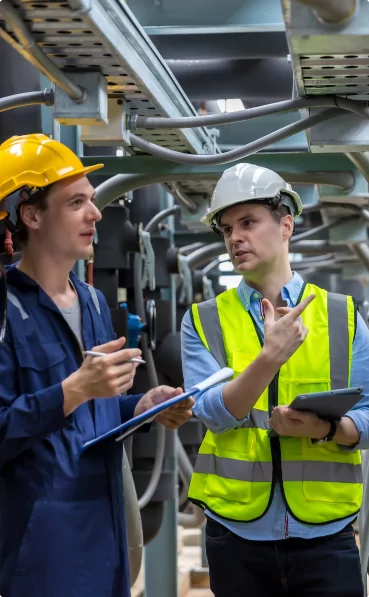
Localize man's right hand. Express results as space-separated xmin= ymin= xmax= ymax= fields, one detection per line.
xmin=62 ymin=337 xmax=142 ymax=415
xmin=262 ymin=295 xmax=315 ymax=368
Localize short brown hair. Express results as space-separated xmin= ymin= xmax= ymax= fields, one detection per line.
xmin=216 ymin=200 xmax=291 ymax=230
xmin=13 ymin=186 xmax=52 ymax=246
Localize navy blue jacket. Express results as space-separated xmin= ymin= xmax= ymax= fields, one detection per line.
xmin=0 ymin=264 xmax=142 ymax=597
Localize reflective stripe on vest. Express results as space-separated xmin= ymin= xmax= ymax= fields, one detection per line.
xmin=195 ymin=453 xmax=362 ymax=484
xmin=188 ymin=283 xmax=361 ymax=525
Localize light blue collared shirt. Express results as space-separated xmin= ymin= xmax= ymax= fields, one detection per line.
xmin=181 ymin=272 xmax=369 ymax=540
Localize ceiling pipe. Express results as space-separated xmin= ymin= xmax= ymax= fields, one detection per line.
xmin=349 ymin=243 xmax=369 ymax=271
xmin=345 ymin=153 xmax=369 ymax=187
xmin=170 ymin=182 xmax=197 ymax=212
xmin=288 ymin=241 xmax=349 ymax=254
xmin=291 ymin=217 xmax=358 ymax=244
xmin=95 ymin=172 xmax=356 ymax=212
xmin=295 ymin=0 xmax=356 ymax=25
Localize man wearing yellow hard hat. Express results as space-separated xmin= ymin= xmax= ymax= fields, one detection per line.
xmin=181 ymin=163 xmax=369 ymax=596
xmin=0 ymin=133 xmax=193 ymax=597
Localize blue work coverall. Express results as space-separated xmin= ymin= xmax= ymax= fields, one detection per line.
xmin=0 ymin=264 xmax=142 ymax=597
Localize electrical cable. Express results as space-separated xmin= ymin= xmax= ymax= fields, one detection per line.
xmin=132 ymin=95 xmax=369 ymax=130
xmin=129 ymin=108 xmax=343 ymax=165
xmin=0 ymin=89 xmax=54 ymax=113
xmin=133 ymin=207 xmax=180 ymax=510
xmin=0 ymin=0 xmax=85 ymax=102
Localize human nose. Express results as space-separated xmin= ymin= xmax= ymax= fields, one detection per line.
xmin=89 ymin=203 xmax=102 ymax=222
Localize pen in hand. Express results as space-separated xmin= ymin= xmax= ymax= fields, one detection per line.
xmin=83 ymin=350 xmax=146 ymax=365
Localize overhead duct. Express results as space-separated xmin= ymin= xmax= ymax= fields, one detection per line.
xmin=166 ymin=58 xmax=293 ymax=102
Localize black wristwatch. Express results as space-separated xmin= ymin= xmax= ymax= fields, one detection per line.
xmin=311 ymin=419 xmax=337 ymax=445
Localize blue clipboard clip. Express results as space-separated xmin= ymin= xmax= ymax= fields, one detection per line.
xmin=81 ymin=367 xmax=234 ymax=452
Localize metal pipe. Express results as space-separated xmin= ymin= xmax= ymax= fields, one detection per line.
xmin=144 ymin=206 xmax=180 ymax=234
xmin=349 ymin=243 xmax=369 ymax=271
xmin=279 ymin=172 xmax=355 ymax=191
xmin=202 ymin=258 xmax=223 ymax=276
xmin=128 ymin=108 xmax=344 ymax=165
xmin=133 ymin=208 xmax=184 ymax=510
xmin=95 ymin=172 xmax=357 ymax=212
xmin=346 ymin=153 xmax=369 ymax=186
xmin=171 ymin=183 xmax=197 ymax=212
xmin=187 ymin=243 xmax=225 ymax=270
xmin=288 ymin=241 xmax=349 ymax=254
xmin=302 ymin=202 xmax=361 ymax=215
xmin=292 ymin=256 xmax=357 ymax=270
xmin=0 ymin=0 xmax=85 ymax=102
xmin=0 ymin=89 xmax=54 ymax=113
xmin=122 ymin=447 xmax=143 ymax=587
xmin=178 ymin=242 xmax=205 ymax=255
xmin=177 ymin=437 xmax=205 ymax=529
xmin=290 ymin=217 xmax=356 ymax=244
xmin=132 ymin=95 xmax=366 ymax=130
xmin=295 ymin=0 xmax=356 ymax=25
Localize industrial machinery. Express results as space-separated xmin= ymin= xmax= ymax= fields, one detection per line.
xmin=2 ymin=1 xmax=369 ymax=595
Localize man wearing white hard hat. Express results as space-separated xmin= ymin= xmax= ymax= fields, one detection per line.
xmin=181 ymin=163 xmax=369 ymax=596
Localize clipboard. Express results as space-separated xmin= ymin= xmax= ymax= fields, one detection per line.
xmin=81 ymin=367 xmax=234 ymax=452
xmin=267 ymin=386 xmax=364 ymax=437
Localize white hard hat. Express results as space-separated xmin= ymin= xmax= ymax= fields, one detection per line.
xmin=201 ymin=163 xmax=303 ymax=229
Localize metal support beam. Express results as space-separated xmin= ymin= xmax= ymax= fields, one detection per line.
xmin=85 ymin=154 xmax=358 ymax=178
xmin=94 ymin=164 xmax=357 ymax=211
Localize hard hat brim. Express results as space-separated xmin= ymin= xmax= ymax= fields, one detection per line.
xmin=61 ymin=162 xmax=105 ymax=180
xmin=201 ymin=190 xmax=303 ymax=227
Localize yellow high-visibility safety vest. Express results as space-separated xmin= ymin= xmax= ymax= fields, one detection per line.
xmin=189 ymin=283 xmax=362 ymax=525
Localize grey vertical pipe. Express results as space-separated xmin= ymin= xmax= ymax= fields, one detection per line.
xmin=122 ymin=447 xmax=143 ymax=587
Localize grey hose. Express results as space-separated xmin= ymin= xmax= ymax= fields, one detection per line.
xmin=122 ymin=447 xmax=143 ymax=587
xmin=290 ymin=217 xmax=357 ymax=244
xmin=186 ymin=243 xmax=226 ymax=270
xmin=95 ymin=172 xmax=357 ymax=213
xmin=129 ymin=108 xmax=344 ymax=165
xmin=134 ymin=208 xmax=184 ymax=510
xmin=295 ymin=0 xmax=356 ymax=24
xmin=179 ymin=242 xmax=205 ymax=255
xmin=177 ymin=437 xmax=205 ymax=528
xmin=134 ymin=251 xmax=166 ymax=510
xmin=171 ymin=183 xmax=197 ymax=212
xmin=132 ymin=95 xmax=367 ymax=130
xmin=346 ymin=152 xmax=369 ymax=183
xmin=0 ymin=89 xmax=54 ymax=113
xmin=302 ymin=202 xmax=361 ymax=215
xmin=144 ymin=206 xmax=180 ymax=234
xmin=0 ymin=0 xmax=85 ymax=102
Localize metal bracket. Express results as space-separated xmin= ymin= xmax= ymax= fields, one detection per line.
xmin=139 ymin=226 xmax=156 ymax=291
xmin=178 ymin=255 xmax=193 ymax=306
xmin=81 ymin=97 xmax=131 ymax=145
xmin=53 ymin=71 xmax=108 ymax=126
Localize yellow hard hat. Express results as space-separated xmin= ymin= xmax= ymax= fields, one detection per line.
xmin=0 ymin=133 xmax=104 ymax=223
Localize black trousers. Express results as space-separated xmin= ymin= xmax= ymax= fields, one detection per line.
xmin=205 ymin=517 xmax=364 ymax=597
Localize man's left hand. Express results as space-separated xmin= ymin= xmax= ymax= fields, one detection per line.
xmin=134 ymin=386 xmax=194 ymax=430
xmin=269 ymin=405 xmax=330 ymax=439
